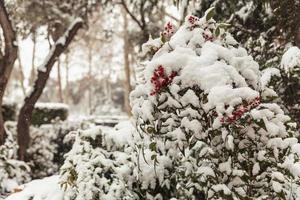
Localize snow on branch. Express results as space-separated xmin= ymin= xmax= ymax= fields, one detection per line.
xmin=38 ymin=18 xmax=83 ymax=73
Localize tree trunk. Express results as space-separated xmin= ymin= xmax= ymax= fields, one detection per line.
xmin=0 ymin=2 xmax=18 ymax=145
xmin=65 ymin=52 xmax=70 ymax=104
xmin=122 ymin=9 xmax=132 ymax=116
xmin=0 ymin=98 xmax=5 ymax=145
xmin=296 ymin=29 xmax=300 ymax=47
xmin=88 ymin=47 xmax=92 ymax=114
xmin=129 ymin=44 xmax=137 ymax=83
xmin=29 ymin=31 xmax=36 ymax=85
xmin=17 ymin=19 xmax=83 ymax=160
xmin=57 ymin=58 xmax=64 ymax=102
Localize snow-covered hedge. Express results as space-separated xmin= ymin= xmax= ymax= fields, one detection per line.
xmin=130 ymin=9 xmax=300 ymax=199
xmin=32 ymin=103 xmax=69 ymax=126
xmin=0 ymin=122 xmax=30 ymax=195
xmin=0 ymin=119 xmax=91 ymax=188
xmin=60 ymin=122 xmax=137 ymax=200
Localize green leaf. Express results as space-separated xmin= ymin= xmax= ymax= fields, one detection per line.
xmin=215 ymin=27 xmax=220 ymax=37
xmin=146 ymin=126 xmax=155 ymax=134
xmin=142 ymin=146 xmax=149 ymax=165
xmin=218 ymin=23 xmax=231 ymax=29
xmin=205 ymin=7 xmax=215 ymax=21
xmin=149 ymin=142 xmax=157 ymax=151
xmin=151 ymin=154 xmax=157 ymax=160
xmin=160 ymin=33 xmax=166 ymax=43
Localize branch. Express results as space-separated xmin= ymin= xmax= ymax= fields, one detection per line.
xmin=139 ymin=0 xmax=146 ymax=29
xmin=120 ymin=0 xmax=144 ymax=30
xmin=0 ymin=0 xmax=17 ymax=74
xmin=37 ymin=18 xmax=83 ymax=75
xmin=165 ymin=12 xmax=179 ymax=22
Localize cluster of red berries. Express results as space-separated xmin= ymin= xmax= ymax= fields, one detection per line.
xmin=187 ymin=15 xmax=200 ymax=26
xmin=220 ymin=97 xmax=261 ymax=124
xmin=203 ymin=32 xmax=214 ymax=42
xmin=150 ymin=65 xmax=177 ymax=96
xmin=163 ymin=22 xmax=176 ymax=38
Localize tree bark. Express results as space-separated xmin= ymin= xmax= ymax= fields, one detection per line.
xmin=57 ymin=58 xmax=64 ymax=102
xmin=17 ymin=19 xmax=83 ymax=160
xmin=0 ymin=1 xmax=18 ymax=145
xmin=65 ymin=52 xmax=70 ymax=104
xmin=88 ymin=47 xmax=92 ymax=114
xmin=122 ymin=9 xmax=132 ymax=116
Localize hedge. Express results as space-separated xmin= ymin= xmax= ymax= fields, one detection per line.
xmin=2 ymin=102 xmax=17 ymax=121
xmin=32 ymin=103 xmax=69 ymax=126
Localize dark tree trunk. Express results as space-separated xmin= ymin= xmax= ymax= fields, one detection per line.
xmin=0 ymin=1 xmax=18 ymax=145
xmin=17 ymin=19 xmax=83 ymax=160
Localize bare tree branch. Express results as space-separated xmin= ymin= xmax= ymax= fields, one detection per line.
xmin=120 ymin=0 xmax=144 ymax=30
xmin=139 ymin=0 xmax=146 ymax=29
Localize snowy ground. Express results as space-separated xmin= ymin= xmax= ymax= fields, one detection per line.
xmin=4 ymin=176 xmax=63 ymax=200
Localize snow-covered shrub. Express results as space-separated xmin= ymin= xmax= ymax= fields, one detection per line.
xmin=60 ymin=122 xmax=137 ymax=200
xmin=1 ymin=120 xmax=91 ymax=181
xmin=32 ymin=102 xmax=69 ymax=126
xmin=0 ymin=122 xmax=30 ymax=194
xmin=26 ymin=125 xmax=60 ymax=179
xmin=53 ymin=120 xmax=93 ymax=166
xmin=28 ymin=120 xmax=94 ymax=179
xmin=130 ymin=9 xmax=300 ymax=199
xmin=276 ymin=46 xmax=300 ymax=124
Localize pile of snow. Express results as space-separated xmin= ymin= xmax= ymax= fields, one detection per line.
xmin=35 ymin=102 xmax=69 ymax=111
xmin=5 ymin=176 xmax=64 ymax=200
xmin=281 ymin=46 xmax=300 ymax=73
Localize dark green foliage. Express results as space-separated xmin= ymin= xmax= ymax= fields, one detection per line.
xmin=2 ymin=103 xmax=17 ymax=121
xmin=194 ymin=0 xmax=299 ymax=68
xmin=31 ymin=104 xmax=68 ymax=126
xmin=276 ymin=65 xmax=300 ymax=124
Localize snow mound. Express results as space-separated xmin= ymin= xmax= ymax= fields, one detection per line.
xmin=281 ymin=46 xmax=300 ymax=73
xmin=5 ymin=176 xmax=64 ymax=200
xmin=35 ymin=102 xmax=69 ymax=110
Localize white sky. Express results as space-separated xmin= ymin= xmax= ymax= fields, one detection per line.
xmin=18 ymin=34 xmax=123 ymax=88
